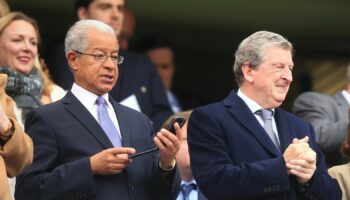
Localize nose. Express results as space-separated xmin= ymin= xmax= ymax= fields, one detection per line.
xmin=103 ymin=56 xmax=117 ymax=69
xmin=21 ymin=40 xmax=36 ymax=54
xmin=282 ymin=68 xmax=293 ymax=82
xmin=111 ymin=7 xmax=122 ymax=19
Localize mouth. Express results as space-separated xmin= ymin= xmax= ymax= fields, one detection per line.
xmin=100 ymin=74 xmax=115 ymax=82
xmin=17 ymin=56 xmax=31 ymax=63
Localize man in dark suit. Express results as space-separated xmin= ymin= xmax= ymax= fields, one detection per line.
xmin=45 ymin=0 xmax=173 ymax=131
xmin=187 ymin=31 xmax=341 ymax=200
xmin=15 ymin=19 xmax=181 ymax=200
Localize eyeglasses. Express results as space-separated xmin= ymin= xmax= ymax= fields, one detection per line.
xmin=73 ymin=50 xmax=124 ymax=64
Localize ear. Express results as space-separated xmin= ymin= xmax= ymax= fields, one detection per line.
xmin=242 ymin=62 xmax=254 ymax=83
xmin=77 ymin=7 xmax=89 ymax=20
xmin=67 ymin=51 xmax=79 ymax=71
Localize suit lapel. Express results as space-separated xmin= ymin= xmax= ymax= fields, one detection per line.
xmin=223 ymin=91 xmax=280 ymax=156
xmin=334 ymin=92 xmax=349 ymax=110
xmin=109 ymin=98 xmax=131 ymax=148
xmin=198 ymin=189 xmax=207 ymax=200
xmin=274 ymin=108 xmax=295 ymax=152
xmin=63 ymin=92 xmax=113 ymax=149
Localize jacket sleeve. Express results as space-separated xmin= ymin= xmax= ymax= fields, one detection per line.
xmin=15 ymin=110 xmax=96 ymax=200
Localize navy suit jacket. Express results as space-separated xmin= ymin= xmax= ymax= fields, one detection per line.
xmin=45 ymin=44 xmax=172 ymax=131
xmin=188 ymin=90 xmax=341 ymax=200
xmin=15 ymin=92 xmax=179 ymax=200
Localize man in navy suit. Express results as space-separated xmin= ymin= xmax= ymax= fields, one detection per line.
xmin=187 ymin=31 xmax=341 ymax=200
xmin=15 ymin=19 xmax=181 ymax=200
xmin=45 ymin=0 xmax=173 ymax=131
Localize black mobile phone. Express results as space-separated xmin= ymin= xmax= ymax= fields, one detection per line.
xmin=128 ymin=116 xmax=186 ymax=158
xmin=165 ymin=116 xmax=186 ymax=134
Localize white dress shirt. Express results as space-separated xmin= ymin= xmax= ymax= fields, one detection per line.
xmin=177 ymin=179 xmax=198 ymax=200
xmin=237 ymin=89 xmax=280 ymax=145
xmin=71 ymin=83 xmax=121 ymax=138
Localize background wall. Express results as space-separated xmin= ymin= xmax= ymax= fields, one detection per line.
xmin=8 ymin=0 xmax=350 ymax=110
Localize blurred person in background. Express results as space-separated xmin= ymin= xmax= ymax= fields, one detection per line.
xmin=118 ymin=6 xmax=135 ymax=50
xmin=0 ymin=73 xmax=33 ymax=200
xmin=293 ymin=64 xmax=350 ymax=166
xmin=163 ymin=111 xmax=207 ymax=200
xmin=136 ymin=33 xmax=199 ymax=112
xmin=0 ymin=0 xmax=9 ymax=17
xmin=0 ymin=11 xmax=65 ymax=199
xmin=45 ymin=0 xmax=173 ymax=131
xmin=0 ymin=12 xmax=65 ymax=123
xmin=328 ymin=108 xmax=350 ymax=200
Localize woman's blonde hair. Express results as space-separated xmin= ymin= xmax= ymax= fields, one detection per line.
xmin=0 ymin=0 xmax=9 ymax=18
xmin=0 ymin=12 xmax=54 ymax=97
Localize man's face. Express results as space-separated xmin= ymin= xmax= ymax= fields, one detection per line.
xmin=146 ymin=47 xmax=175 ymax=90
xmin=78 ymin=0 xmax=125 ymax=36
xmin=248 ymin=47 xmax=293 ymax=108
xmin=68 ymin=28 xmax=119 ymax=95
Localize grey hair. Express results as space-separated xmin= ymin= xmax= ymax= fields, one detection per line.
xmin=64 ymin=19 xmax=116 ymax=56
xmin=233 ymin=31 xmax=293 ymax=86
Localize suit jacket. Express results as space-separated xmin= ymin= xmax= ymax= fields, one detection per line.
xmin=293 ymin=91 xmax=349 ymax=166
xmin=328 ymin=163 xmax=350 ymax=200
xmin=15 ymin=92 xmax=179 ymax=200
xmin=0 ymin=74 xmax=33 ymax=200
xmin=188 ymin=90 xmax=341 ymax=200
xmin=45 ymin=44 xmax=172 ymax=131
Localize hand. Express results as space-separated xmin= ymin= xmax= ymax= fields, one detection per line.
xmin=0 ymin=105 xmax=11 ymax=136
xmin=286 ymin=149 xmax=317 ymax=184
xmin=90 ymin=147 xmax=135 ymax=175
xmin=154 ymin=122 xmax=182 ymax=168
xmin=283 ymin=136 xmax=310 ymax=163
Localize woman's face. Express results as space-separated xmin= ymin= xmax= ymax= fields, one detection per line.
xmin=0 ymin=19 xmax=38 ymax=74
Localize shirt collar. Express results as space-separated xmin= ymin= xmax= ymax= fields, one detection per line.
xmin=341 ymin=90 xmax=350 ymax=105
xmin=237 ymin=89 xmax=275 ymax=115
xmin=71 ymin=83 xmax=110 ymax=108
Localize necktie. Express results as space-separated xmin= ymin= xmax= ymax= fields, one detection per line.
xmin=96 ymin=96 xmax=122 ymax=147
xmin=256 ymin=109 xmax=280 ymax=149
xmin=180 ymin=183 xmax=196 ymax=200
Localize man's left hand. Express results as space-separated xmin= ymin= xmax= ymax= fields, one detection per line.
xmin=154 ymin=122 xmax=182 ymax=169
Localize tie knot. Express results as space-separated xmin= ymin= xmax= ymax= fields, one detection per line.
xmin=96 ymin=96 xmax=106 ymax=106
xmin=256 ymin=109 xmax=273 ymax=121
xmin=181 ymin=183 xmax=197 ymax=194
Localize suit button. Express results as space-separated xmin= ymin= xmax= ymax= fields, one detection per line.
xmin=129 ymin=184 xmax=134 ymax=191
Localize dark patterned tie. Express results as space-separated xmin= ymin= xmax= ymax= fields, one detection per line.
xmin=180 ymin=183 xmax=196 ymax=200
xmin=256 ymin=109 xmax=280 ymax=149
xmin=96 ymin=96 xmax=122 ymax=147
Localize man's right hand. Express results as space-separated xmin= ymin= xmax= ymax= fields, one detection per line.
xmin=283 ymin=136 xmax=310 ymax=163
xmin=90 ymin=147 xmax=135 ymax=175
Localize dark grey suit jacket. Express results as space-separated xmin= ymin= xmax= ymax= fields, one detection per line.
xmin=293 ymin=91 xmax=349 ymax=166
xmin=15 ymin=92 xmax=179 ymax=200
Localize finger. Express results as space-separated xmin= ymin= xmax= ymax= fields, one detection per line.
xmin=159 ymin=128 xmax=178 ymax=140
xmin=292 ymin=138 xmax=299 ymax=143
xmin=109 ymin=147 xmax=136 ymax=155
xmin=298 ymin=136 xmax=309 ymax=143
xmin=155 ymin=132 xmax=175 ymax=149
xmin=173 ymin=123 xmax=183 ymax=141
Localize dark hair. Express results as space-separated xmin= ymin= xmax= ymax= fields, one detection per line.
xmin=134 ymin=33 xmax=173 ymax=53
xmin=73 ymin=0 xmax=93 ymax=13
